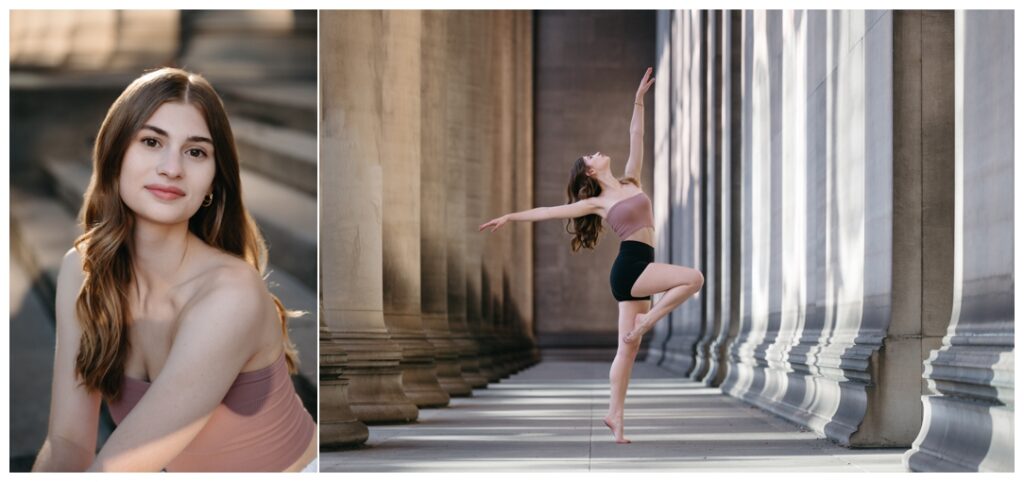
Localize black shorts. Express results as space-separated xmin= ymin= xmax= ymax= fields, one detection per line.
xmin=609 ymin=240 xmax=654 ymax=301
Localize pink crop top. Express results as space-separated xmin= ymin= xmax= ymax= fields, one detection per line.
xmin=606 ymin=192 xmax=655 ymax=239
xmin=107 ymin=352 xmax=315 ymax=472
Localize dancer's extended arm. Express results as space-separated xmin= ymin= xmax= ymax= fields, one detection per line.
xmin=624 ymin=67 xmax=654 ymax=180
xmin=479 ymin=198 xmax=600 ymax=233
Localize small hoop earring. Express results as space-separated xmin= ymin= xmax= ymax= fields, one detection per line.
xmin=202 ymin=192 xmax=214 ymax=207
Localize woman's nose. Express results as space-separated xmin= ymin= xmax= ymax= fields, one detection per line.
xmin=156 ymin=151 xmax=183 ymax=178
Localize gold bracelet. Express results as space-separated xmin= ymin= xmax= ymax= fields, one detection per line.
xmin=634 ymin=102 xmax=644 ymax=107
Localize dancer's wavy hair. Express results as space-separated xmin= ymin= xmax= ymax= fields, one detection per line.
xmin=73 ymin=67 xmax=300 ymax=401
xmin=565 ymin=156 xmax=640 ymax=252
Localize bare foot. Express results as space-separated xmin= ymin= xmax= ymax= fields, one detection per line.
xmin=623 ymin=313 xmax=652 ymax=344
xmin=603 ymin=415 xmax=632 ymax=444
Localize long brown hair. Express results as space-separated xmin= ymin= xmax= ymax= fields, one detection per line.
xmin=565 ymin=157 xmax=640 ymax=252
xmin=73 ymin=67 xmax=299 ymax=401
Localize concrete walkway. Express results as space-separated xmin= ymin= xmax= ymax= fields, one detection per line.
xmin=322 ymin=358 xmax=909 ymax=472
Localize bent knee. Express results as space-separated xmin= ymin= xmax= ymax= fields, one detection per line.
xmin=692 ymin=269 xmax=705 ymax=288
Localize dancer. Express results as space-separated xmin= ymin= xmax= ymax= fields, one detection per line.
xmin=480 ymin=67 xmax=704 ymax=444
xmin=32 ymin=68 xmax=317 ymax=471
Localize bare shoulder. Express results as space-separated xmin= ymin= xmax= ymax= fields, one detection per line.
xmin=181 ymin=251 xmax=272 ymax=333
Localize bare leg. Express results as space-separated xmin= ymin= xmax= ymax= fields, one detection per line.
xmin=623 ymin=263 xmax=704 ymax=344
xmin=605 ymin=299 xmax=649 ymax=444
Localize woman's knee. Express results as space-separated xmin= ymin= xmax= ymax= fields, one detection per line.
xmin=692 ymin=269 xmax=705 ymax=288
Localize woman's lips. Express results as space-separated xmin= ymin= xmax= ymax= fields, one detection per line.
xmin=145 ymin=184 xmax=186 ymax=200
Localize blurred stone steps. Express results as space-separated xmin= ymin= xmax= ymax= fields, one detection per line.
xmin=230 ymin=115 xmax=316 ymax=195
xmin=220 ymin=82 xmax=316 ymax=133
xmin=21 ymin=164 xmax=317 ymax=400
xmin=179 ymin=10 xmax=316 ymax=82
xmin=43 ymin=157 xmax=316 ymax=289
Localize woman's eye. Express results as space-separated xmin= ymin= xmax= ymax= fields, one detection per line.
xmin=186 ymin=148 xmax=207 ymax=159
xmin=142 ymin=137 xmax=160 ymax=148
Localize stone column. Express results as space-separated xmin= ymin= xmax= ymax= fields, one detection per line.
xmin=420 ymin=10 xmax=472 ymax=397
xmin=444 ymin=11 xmax=487 ymax=389
xmin=510 ymin=11 xmax=538 ymax=368
xmin=651 ymin=10 xmax=706 ymax=374
xmin=464 ymin=11 xmax=500 ymax=383
xmin=692 ymin=10 xmax=721 ymax=382
xmin=319 ymin=10 xmax=417 ymax=424
xmin=649 ymin=10 xmax=673 ymax=365
xmin=319 ymin=321 xmax=369 ymax=448
xmin=705 ymin=10 xmax=743 ymax=387
xmin=905 ymin=10 xmax=1014 ymax=472
xmin=712 ymin=10 xmax=954 ymax=447
xmin=379 ymin=10 xmax=449 ymax=409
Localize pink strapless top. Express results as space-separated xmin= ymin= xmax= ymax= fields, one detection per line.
xmin=606 ymin=192 xmax=654 ymax=239
xmin=107 ymin=352 xmax=314 ymax=472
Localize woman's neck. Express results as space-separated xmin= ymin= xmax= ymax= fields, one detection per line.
xmin=131 ymin=219 xmax=194 ymax=298
xmin=594 ymin=170 xmax=622 ymax=192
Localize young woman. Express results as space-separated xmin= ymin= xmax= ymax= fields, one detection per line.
xmin=31 ymin=68 xmax=317 ymax=472
xmin=480 ymin=67 xmax=704 ymax=444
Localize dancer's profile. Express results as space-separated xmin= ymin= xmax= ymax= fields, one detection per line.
xmin=480 ymin=67 xmax=704 ymax=444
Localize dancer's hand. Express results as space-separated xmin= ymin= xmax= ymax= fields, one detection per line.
xmin=479 ymin=214 xmax=511 ymax=233
xmin=635 ymin=67 xmax=655 ymax=101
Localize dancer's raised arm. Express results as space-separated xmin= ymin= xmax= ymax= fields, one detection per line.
xmin=479 ymin=198 xmax=600 ymax=233
xmin=624 ymin=67 xmax=654 ymax=180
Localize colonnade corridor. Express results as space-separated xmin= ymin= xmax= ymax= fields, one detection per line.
xmin=321 ymin=352 xmax=906 ymax=472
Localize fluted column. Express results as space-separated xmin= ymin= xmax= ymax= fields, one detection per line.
xmin=705 ymin=10 xmax=743 ymax=387
xmin=692 ymin=10 xmax=721 ymax=382
xmin=318 ymin=322 xmax=369 ymax=448
xmin=649 ymin=9 xmax=706 ymax=374
xmin=421 ymin=10 xmax=472 ymax=397
xmin=380 ymin=10 xmax=449 ymax=409
xmin=906 ymin=10 xmax=1014 ymax=472
xmin=320 ymin=10 xmax=417 ymax=424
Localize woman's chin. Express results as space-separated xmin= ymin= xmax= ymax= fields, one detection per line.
xmin=131 ymin=208 xmax=196 ymax=227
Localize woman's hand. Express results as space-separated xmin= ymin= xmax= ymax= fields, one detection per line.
xmin=635 ymin=67 xmax=655 ymax=102
xmin=479 ymin=214 xmax=511 ymax=233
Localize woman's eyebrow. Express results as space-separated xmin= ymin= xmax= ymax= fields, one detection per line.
xmin=140 ymin=124 xmax=212 ymax=145
xmin=140 ymin=124 xmax=168 ymax=136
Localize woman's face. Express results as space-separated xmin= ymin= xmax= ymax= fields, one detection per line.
xmin=118 ymin=101 xmax=216 ymax=226
xmin=582 ymin=151 xmax=610 ymax=175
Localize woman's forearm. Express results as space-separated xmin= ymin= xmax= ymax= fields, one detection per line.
xmin=629 ymin=97 xmax=644 ymax=136
xmin=32 ymin=436 xmax=94 ymax=472
xmin=508 ymin=207 xmax=551 ymax=222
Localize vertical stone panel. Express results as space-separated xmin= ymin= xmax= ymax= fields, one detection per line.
xmin=533 ymin=11 xmax=656 ymax=348
xmin=319 ymin=10 xmax=418 ymax=424
xmin=420 ymin=11 xmax=472 ymax=397
xmin=906 ymin=10 xmax=1014 ymax=472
